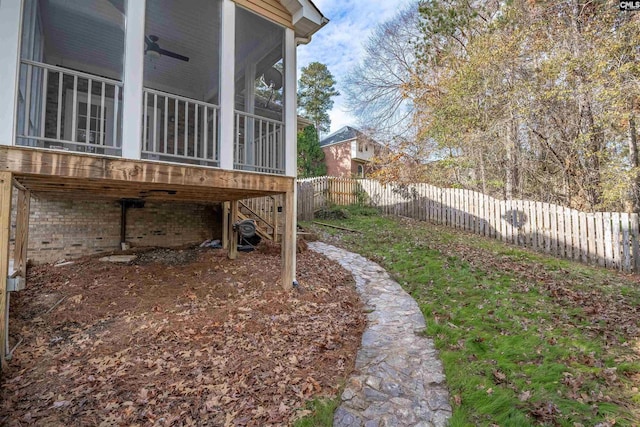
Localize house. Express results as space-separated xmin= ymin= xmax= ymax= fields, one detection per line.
xmin=0 ymin=0 xmax=327 ymax=366
xmin=320 ymin=126 xmax=383 ymax=178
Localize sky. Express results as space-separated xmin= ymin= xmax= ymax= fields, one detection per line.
xmin=297 ymin=0 xmax=413 ymax=138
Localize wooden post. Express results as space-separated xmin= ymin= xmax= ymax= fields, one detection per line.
xmin=0 ymin=172 xmax=13 ymax=370
xmin=272 ymin=197 xmax=279 ymax=242
xmin=222 ymin=201 xmax=230 ymax=250
xmin=631 ymin=213 xmax=640 ymax=272
xmin=228 ymin=200 xmax=238 ymax=260
xmin=14 ymin=188 xmax=30 ymax=277
xmin=281 ymin=189 xmax=295 ymax=289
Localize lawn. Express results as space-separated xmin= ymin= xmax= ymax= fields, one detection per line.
xmin=305 ymin=206 xmax=640 ymax=427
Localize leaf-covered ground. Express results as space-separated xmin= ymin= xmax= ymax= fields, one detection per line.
xmin=0 ymin=247 xmax=365 ymax=426
xmin=305 ymin=206 xmax=640 ymax=426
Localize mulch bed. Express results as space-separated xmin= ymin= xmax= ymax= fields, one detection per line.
xmin=0 ymin=246 xmax=365 ymax=426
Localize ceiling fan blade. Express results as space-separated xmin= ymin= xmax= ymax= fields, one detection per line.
xmin=158 ymin=48 xmax=189 ymax=62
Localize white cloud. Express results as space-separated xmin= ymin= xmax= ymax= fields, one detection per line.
xmin=297 ymin=0 xmax=414 ymax=134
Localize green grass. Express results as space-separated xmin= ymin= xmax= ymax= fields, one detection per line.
xmin=303 ymin=206 xmax=640 ymax=426
xmin=293 ymin=397 xmax=340 ymax=427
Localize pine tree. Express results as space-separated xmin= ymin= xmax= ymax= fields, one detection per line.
xmin=298 ymin=62 xmax=340 ymax=136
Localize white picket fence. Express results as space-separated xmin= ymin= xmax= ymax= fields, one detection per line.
xmin=297 ymin=176 xmax=640 ymax=272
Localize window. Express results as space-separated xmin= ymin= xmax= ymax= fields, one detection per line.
xmin=357 ymin=164 xmax=364 ymax=178
xmin=77 ymin=102 xmax=107 ymax=144
xmin=64 ymin=91 xmax=115 ymax=151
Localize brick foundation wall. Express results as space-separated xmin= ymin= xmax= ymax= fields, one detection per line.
xmin=10 ymin=195 xmax=221 ymax=264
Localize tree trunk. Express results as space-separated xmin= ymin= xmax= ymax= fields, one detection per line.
xmin=629 ymin=115 xmax=640 ymax=212
xmin=479 ymin=150 xmax=487 ymax=194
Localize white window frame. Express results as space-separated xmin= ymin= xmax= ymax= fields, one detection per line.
xmin=64 ymin=90 xmax=115 ymax=147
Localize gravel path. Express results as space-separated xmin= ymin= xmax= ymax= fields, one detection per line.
xmin=308 ymin=242 xmax=452 ymax=427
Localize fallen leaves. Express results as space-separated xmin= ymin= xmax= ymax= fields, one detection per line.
xmin=1 ymin=248 xmax=365 ymax=426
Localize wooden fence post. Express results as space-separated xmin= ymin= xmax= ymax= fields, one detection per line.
xmin=631 ymin=213 xmax=640 ymax=272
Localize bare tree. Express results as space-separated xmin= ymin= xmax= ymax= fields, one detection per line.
xmin=343 ymin=4 xmax=421 ymax=143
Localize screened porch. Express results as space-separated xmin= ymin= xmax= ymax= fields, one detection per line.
xmin=15 ymin=0 xmax=289 ymax=175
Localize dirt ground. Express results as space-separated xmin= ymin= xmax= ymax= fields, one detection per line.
xmin=0 ymin=245 xmax=365 ymax=426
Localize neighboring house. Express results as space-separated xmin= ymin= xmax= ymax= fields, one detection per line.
xmin=319 ymin=126 xmax=383 ymax=178
xmin=297 ymin=116 xmax=313 ymax=132
xmin=0 ymin=0 xmax=327 ymax=364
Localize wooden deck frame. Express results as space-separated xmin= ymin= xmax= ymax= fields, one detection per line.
xmin=0 ymin=146 xmax=293 ymax=198
xmin=0 ymin=147 xmax=298 ymax=369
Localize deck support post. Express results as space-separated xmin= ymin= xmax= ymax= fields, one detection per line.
xmin=14 ymin=188 xmax=30 ymax=277
xmin=222 ymin=202 xmax=230 ymax=250
xmin=227 ymin=200 xmax=238 ymax=260
xmin=281 ymin=189 xmax=295 ymax=289
xmin=0 ymin=172 xmax=13 ymax=370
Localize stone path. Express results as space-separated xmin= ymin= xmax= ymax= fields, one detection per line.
xmin=308 ymin=242 xmax=452 ymax=427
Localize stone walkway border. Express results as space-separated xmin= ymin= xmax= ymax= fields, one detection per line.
xmin=308 ymin=242 xmax=452 ymax=427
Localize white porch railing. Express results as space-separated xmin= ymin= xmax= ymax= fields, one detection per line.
xmin=234 ymin=110 xmax=285 ymax=175
xmin=14 ymin=62 xmax=289 ymax=175
xmin=15 ymin=59 xmax=123 ymax=155
xmin=141 ymin=88 xmax=219 ymax=167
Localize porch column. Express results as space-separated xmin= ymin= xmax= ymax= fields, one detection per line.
xmin=280 ymin=28 xmax=297 ymax=289
xmin=284 ymin=28 xmax=297 ymax=177
xmin=244 ymin=64 xmax=256 ymax=168
xmin=219 ymin=0 xmax=236 ymax=170
xmin=0 ymin=172 xmax=13 ymax=370
xmin=0 ymin=0 xmax=22 ymax=146
xmin=121 ymin=0 xmax=146 ymax=159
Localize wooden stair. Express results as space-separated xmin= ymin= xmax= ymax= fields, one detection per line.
xmin=238 ymin=196 xmax=281 ymax=242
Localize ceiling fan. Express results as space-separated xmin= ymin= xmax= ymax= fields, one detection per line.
xmin=144 ymin=35 xmax=189 ymax=62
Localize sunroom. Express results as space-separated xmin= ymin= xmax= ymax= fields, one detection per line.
xmin=10 ymin=0 xmax=323 ymax=175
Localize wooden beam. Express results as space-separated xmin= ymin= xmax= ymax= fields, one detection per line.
xmin=228 ymin=201 xmax=238 ymax=260
xmin=281 ymin=189 xmax=295 ymax=289
xmin=14 ymin=177 xmax=274 ymax=203
xmin=0 ymin=146 xmax=294 ymax=194
xmin=0 ymin=172 xmax=12 ymax=370
xmin=14 ymin=188 xmax=30 ymax=277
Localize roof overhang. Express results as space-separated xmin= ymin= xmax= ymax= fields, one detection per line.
xmin=280 ymin=0 xmax=329 ymax=39
xmin=296 ymin=115 xmax=313 ymax=131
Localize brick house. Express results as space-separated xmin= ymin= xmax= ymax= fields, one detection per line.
xmin=320 ymin=126 xmax=383 ymax=178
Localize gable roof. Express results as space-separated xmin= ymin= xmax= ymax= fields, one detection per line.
xmin=319 ymin=126 xmax=363 ymax=147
